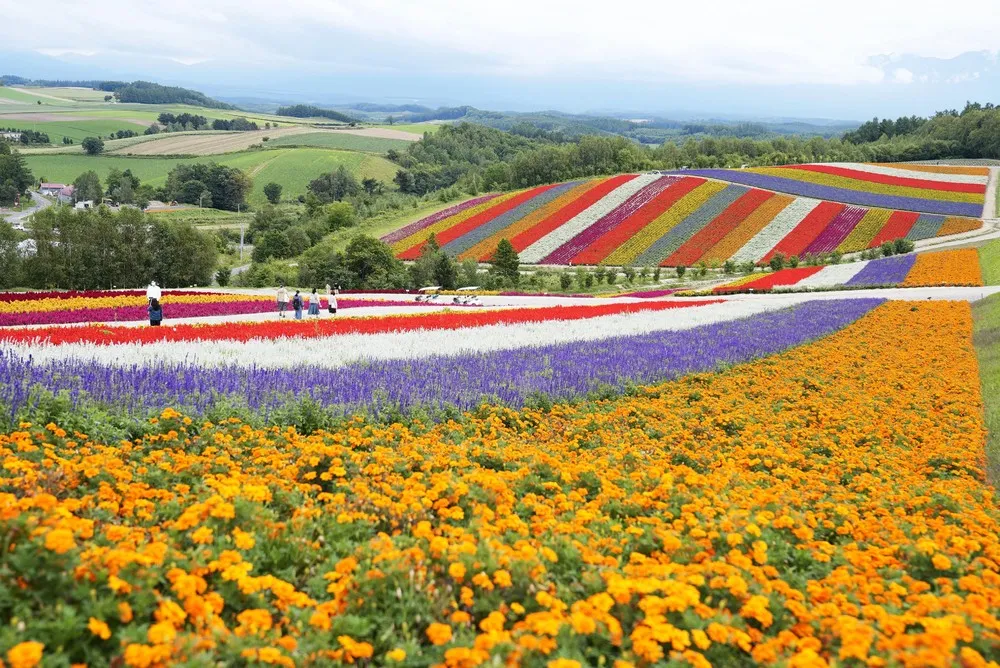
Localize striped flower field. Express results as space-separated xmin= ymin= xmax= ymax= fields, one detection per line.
xmin=677 ymin=163 xmax=988 ymax=217
xmin=385 ymin=166 xmax=983 ymax=267
xmin=711 ymin=249 xmax=984 ymax=293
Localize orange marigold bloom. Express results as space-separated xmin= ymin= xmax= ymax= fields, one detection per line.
xmin=190 ymin=526 xmax=214 ymax=545
xmin=7 ymin=641 xmax=44 ymax=668
xmin=44 ymin=528 xmax=75 ymax=554
xmin=449 ymin=562 xmax=467 ymax=580
xmin=427 ymin=622 xmax=453 ymax=646
xmin=88 ymin=617 xmax=111 ymax=640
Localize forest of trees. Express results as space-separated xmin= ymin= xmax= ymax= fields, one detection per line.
xmin=1 ymin=207 xmax=218 ymax=289
xmin=840 ymin=102 xmax=1000 ymax=158
xmin=275 ymin=105 xmax=357 ymax=123
xmin=113 ymin=81 xmax=235 ymax=108
xmin=164 ymin=164 xmax=253 ymax=211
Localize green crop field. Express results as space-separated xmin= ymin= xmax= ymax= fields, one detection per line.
xmin=374 ymin=123 xmax=441 ymax=135
xmin=973 ymin=292 xmax=1000 ymax=483
xmin=0 ymin=118 xmax=150 ymax=143
xmin=265 ymin=132 xmax=411 ymax=153
xmin=23 ymin=148 xmax=399 ymax=205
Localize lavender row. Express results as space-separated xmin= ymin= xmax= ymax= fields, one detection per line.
xmin=0 ymin=299 xmax=883 ymax=422
xmin=380 ymin=194 xmax=499 ymax=244
xmin=675 ymin=170 xmax=983 ymax=217
xmin=541 ymin=176 xmax=679 ymax=265
xmin=844 ymin=254 xmax=917 ymax=286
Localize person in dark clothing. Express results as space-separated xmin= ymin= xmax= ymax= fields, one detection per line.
xmin=148 ymin=298 xmax=163 ymax=326
xmin=292 ymin=290 xmax=304 ymax=320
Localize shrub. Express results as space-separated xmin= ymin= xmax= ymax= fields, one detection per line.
xmin=215 ymin=267 xmax=232 ymax=286
xmin=894 ymin=238 xmax=915 ymax=254
xmin=653 ymin=267 xmax=661 ymax=282
xmin=723 ymin=260 xmax=736 ymax=275
xmin=675 ymin=265 xmax=687 ymax=279
xmin=623 ymin=266 xmax=636 ymax=283
xmin=560 ymin=273 xmax=573 ymax=290
xmin=789 ymin=255 xmax=800 ymax=268
xmin=881 ymin=242 xmax=896 ymax=258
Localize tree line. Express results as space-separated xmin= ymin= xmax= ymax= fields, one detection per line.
xmin=841 ymin=102 xmax=1000 ymax=158
xmin=275 ymin=105 xmax=357 ymax=123
xmin=0 ymin=140 xmax=32 ymax=206
xmin=1 ymin=206 xmax=217 ymax=289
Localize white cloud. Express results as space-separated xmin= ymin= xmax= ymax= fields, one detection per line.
xmin=5 ymin=0 xmax=1000 ymax=86
xmin=893 ymin=68 xmax=915 ymax=84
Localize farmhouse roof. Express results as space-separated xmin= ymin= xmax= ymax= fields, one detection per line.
xmin=41 ymin=183 xmax=67 ymax=189
xmin=58 ymin=186 xmax=75 ymax=196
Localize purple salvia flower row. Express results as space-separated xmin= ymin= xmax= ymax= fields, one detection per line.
xmin=844 ymin=254 xmax=917 ymax=286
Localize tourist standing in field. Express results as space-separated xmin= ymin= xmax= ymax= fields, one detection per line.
xmin=308 ymin=288 xmax=321 ymax=317
xmin=292 ymin=290 xmax=304 ymax=320
xmin=148 ymin=298 xmax=163 ymax=326
xmin=276 ymin=285 xmax=289 ymax=318
xmin=327 ymin=284 xmax=337 ymax=315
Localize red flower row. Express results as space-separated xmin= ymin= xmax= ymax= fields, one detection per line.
xmin=1 ymin=300 xmax=718 ymax=346
xmin=0 ymin=290 xmax=209 ymax=302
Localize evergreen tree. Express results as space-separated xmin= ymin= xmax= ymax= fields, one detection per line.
xmin=489 ymin=239 xmax=520 ymax=286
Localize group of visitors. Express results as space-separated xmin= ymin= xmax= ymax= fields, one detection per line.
xmin=275 ymin=284 xmax=338 ymax=320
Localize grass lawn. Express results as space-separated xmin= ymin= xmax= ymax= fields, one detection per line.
xmin=266 ymin=132 xmax=411 ymax=153
xmin=24 ymin=148 xmax=399 ymax=206
xmin=979 ymin=239 xmax=1000 ymax=285
xmin=147 ymin=207 xmax=255 ymax=228
xmin=972 ymin=293 xmax=1000 ymax=485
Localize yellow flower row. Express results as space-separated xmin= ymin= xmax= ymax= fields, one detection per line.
xmin=391 ymin=191 xmax=523 ymax=255
xmin=1 ymin=302 xmax=997 ymax=667
xmin=0 ymin=292 xmax=271 ymax=314
xmin=835 ymin=207 xmax=892 ymax=253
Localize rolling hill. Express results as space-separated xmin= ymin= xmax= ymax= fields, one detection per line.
xmin=383 ymin=164 xmax=986 ymax=267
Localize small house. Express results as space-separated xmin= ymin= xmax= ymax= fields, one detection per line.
xmin=74 ymin=200 xmax=94 ymax=210
xmin=57 ymin=186 xmax=75 ymax=203
xmin=0 ymin=131 xmax=22 ymax=141
xmin=39 ymin=183 xmax=67 ymax=196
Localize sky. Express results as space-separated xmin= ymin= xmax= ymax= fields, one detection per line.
xmin=2 ymin=0 xmax=999 ymax=120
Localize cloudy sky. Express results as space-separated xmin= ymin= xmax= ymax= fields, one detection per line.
xmin=2 ymin=0 xmax=999 ymax=118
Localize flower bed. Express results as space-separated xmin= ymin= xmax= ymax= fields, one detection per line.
xmin=3 ymin=301 xmax=997 ymax=667
xmin=0 ymin=300 xmax=874 ymax=419
xmin=383 ymin=169 xmax=983 ymax=268
xmin=710 ymin=249 xmax=984 ymax=293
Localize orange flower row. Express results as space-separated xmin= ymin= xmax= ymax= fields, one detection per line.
xmin=1 ymin=302 xmax=997 ymax=667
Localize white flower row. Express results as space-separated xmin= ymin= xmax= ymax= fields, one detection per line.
xmin=730 ymin=197 xmax=822 ymax=264
xmin=519 ymin=173 xmax=661 ymax=263
xmin=2 ymin=299 xmax=799 ymax=370
xmin=825 ymin=163 xmax=988 ymax=185
xmin=793 ymin=261 xmax=870 ymax=289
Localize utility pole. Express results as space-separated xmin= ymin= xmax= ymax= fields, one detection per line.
xmin=240 ymin=225 xmax=245 ymax=262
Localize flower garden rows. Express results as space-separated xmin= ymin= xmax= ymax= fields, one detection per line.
xmin=0 ymin=299 xmax=878 ymax=422
xmin=3 ymin=301 xmax=998 ymax=667
xmin=384 ymin=166 xmax=982 ymax=267
xmin=712 ymin=249 xmax=984 ymax=294
xmin=0 ymin=291 xmax=431 ymax=327
xmin=677 ymin=163 xmax=988 ymax=217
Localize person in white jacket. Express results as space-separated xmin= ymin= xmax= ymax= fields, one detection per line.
xmin=326 ymin=284 xmax=338 ymax=315
xmin=276 ymin=285 xmax=289 ymax=318
xmin=146 ymin=281 xmax=161 ymax=303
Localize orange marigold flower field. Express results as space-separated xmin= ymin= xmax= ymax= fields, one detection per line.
xmin=902 ymin=248 xmax=985 ymax=287
xmin=1 ymin=301 xmax=998 ymax=666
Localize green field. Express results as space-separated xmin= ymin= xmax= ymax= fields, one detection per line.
xmin=24 ymin=148 xmax=399 ymax=205
xmin=0 ymin=117 xmax=150 ymax=143
xmin=374 ymin=123 xmax=441 ymax=135
xmin=973 ymin=293 xmax=1000 ymax=484
xmin=980 ymin=239 xmax=1000 ymax=285
xmin=266 ymin=132 xmax=411 ymax=153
